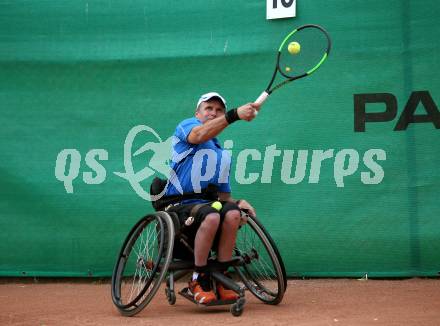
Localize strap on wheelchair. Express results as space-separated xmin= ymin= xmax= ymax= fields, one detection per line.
xmin=150 ymin=177 xmax=219 ymax=211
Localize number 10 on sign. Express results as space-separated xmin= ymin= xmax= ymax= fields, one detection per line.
xmin=267 ymin=0 xmax=296 ymax=20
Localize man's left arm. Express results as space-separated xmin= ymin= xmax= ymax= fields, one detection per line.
xmin=218 ymin=192 xmax=256 ymax=217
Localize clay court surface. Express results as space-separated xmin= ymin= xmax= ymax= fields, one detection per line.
xmin=1 ymin=278 xmax=439 ymax=326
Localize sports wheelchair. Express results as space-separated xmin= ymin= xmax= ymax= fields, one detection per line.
xmin=111 ymin=208 xmax=287 ymax=317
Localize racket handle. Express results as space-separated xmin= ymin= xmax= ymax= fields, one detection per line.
xmin=255 ymin=91 xmax=269 ymax=105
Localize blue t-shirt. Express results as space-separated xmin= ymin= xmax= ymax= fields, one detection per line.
xmin=165 ymin=117 xmax=231 ymax=203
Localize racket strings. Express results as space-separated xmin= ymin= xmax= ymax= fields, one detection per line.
xmin=278 ymin=28 xmax=328 ymax=78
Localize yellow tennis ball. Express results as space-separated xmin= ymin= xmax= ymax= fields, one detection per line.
xmin=288 ymin=41 xmax=300 ymax=54
xmin=285 ymin=66 xmax=291 ymax=72
xmin=211 ymin=201 xmax=222 ymax=211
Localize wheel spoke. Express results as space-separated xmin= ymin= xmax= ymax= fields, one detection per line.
xmin=234 ymin=216 xmax=285 ymax=304
xmin=111 ymin=213 xmax=175 ymax=316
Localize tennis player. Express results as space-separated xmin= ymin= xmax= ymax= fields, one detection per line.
xmin=165 ymin=92 xmax=260 ymax=304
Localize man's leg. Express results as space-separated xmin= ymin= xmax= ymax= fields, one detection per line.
xmin=189 ymin=211 xmax=220 ymax=304
xmin=217 ymin=209 xmax=241 ymax=262
xmin=216 ymin=208 xmax=241 ymax=301
xmin=194 ymin=212 xmax=220 ymax=266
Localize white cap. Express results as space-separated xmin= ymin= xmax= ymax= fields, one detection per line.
xmin=197 ymin=92 xmax=227 ymax=109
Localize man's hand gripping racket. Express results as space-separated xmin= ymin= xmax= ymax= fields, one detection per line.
xmin=255 ymin=24 xmax=332 ymax=106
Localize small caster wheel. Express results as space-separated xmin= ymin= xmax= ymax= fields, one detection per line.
xmin=165 ymin=287 xmax=176 ymax=305
xmin=230 ymin=298 xmax=245 ymax=317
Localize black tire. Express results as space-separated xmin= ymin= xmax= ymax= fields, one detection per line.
xmin=111 ymin=212 xmax=175 ymax=316
xmin=230 ymin=298 xmax=245 ymax=317
xmin=165 ymin=287 xmax=176 ymax=305
xmin=234 ymin=215 xmax=287 ymax=305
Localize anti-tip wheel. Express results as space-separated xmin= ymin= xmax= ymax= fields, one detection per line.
xmin=165 ymin=288 xmax=176 ymax=305
xmin=230 ymin=298 xmax=245 ymax=317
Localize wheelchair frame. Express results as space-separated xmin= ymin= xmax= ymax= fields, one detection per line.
xmin=111 ymin=210 xmax=287 ymax=317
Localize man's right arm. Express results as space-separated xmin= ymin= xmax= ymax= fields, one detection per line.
xmin=187 ymin=116 xmax=228 ymax=144
xmin=188 ymin=102 xmax=261 ymax=144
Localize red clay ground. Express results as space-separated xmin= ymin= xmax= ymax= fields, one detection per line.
xmin=1 ymin=278 xmax=439 ymax=326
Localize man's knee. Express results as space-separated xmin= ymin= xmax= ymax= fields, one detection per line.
xmin=200 ymin=212 xmax=221 ymax=231
xmin=223 ymin=209 xmax=241 ymax=227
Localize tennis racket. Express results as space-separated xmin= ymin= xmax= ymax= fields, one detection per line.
xmin=255 ymin=24 xmax=332 ymax=105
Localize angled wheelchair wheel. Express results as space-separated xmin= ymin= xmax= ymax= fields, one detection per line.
xmin=234 ymin=215 xmax=287 ymax=305
xmin=111 ymin=212 xmax=175 ymax=316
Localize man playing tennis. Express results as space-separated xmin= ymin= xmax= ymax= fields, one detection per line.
xmin=165 ymin=92 xmax=260 ymax=304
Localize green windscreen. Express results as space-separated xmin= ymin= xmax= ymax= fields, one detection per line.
xmin=0 ymin=1 xmax=439 ymax=278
